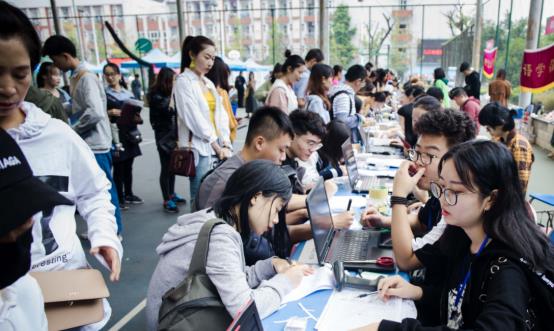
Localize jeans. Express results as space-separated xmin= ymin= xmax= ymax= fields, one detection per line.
xmin=189 ymin=154 xmax=211 ymax=208
xmin=113 ymin=157 xmax=135 ymax=201
xmin=157 ymin=148 xmax=175 ymax=201
xmin=94 ymin=152 xmax=122 ymax=234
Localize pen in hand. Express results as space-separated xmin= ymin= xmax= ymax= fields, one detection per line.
xmin=347 ymin=198 xmax=353 ymax=212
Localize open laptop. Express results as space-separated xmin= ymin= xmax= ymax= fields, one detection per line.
xmin=342 ymin=138 xmax=379 ymax=193
xmin=306 ymin=177 xmax=384 ymax=265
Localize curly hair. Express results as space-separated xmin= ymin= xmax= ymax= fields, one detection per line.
xmin=414 ymin=108 xmax=476 ymax=147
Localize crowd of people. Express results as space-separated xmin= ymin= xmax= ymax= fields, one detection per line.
xmin=1 ymin=1 xmax=553 ymax=330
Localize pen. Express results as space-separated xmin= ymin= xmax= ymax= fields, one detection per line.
xmin=357 ymin=291 xmax=379 ymax=298
xmin=346 ymin=198 xmax=352 ymax=211
xmin=286 ymin=258 xmax=297 ymax=266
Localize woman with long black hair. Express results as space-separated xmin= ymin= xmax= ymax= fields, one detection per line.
xmin=364 ymin=140 xmax=554 ymax=331
xmin=306 ymin=63 xmax=333 ymax=124
xmin=146 ymin=160 xmax=313 ymax=330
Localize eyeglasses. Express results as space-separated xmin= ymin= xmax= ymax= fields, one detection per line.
xmin=301 ymin=137 xmax=323 ymax=151
xmin=430 ymin=181 xmax=465 ymax=206
xmin=407 ymin=149 xmax=437 ymax=166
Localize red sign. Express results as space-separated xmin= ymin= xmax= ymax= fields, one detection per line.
xmin=520 ymin=43 xmax=554 ymax=93
xmin=483 ymin=48 xmax=497 ymax=79
xmin=546 ymin=16 xmax=554 ymax=35
xmin=423 ymin=49 xmax=442 ymax=56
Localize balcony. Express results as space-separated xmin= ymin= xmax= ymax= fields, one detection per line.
xmin=304 ymin=15 xmax=316 ymax=22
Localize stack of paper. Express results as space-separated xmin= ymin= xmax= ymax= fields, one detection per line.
xmin=281 ymin=266 xmax=336 ymax=304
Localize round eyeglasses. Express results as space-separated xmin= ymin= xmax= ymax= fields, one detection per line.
xmin=407 ymin=149 xmax=437 ymax=166
xmin=430 ymin=181 xmax=464 ymax=206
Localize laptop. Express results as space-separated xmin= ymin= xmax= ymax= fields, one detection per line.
xmin=306 ymin=177 xmax=385 ymax=265
xmin=342 ymin=138 xmax=379 ymax=193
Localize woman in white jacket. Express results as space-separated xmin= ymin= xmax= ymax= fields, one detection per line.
xmin=0 ymin=3 xmax=122 ymax=329
xmin=175 ymin=36 xmax=232 ymax=204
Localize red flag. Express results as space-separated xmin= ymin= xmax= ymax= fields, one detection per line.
xmin=482 ymin=48 xmax=497 ymax=79
xmin=520 ymin=43 xmax=554 ymax=93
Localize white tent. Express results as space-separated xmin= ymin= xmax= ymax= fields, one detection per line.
xmin=121 ymin=48 xmax=179 ymax=68
xmin=244 ymin=58 xmax=272 ymax=72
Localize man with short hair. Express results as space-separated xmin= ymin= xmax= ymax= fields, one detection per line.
xmin=131 ymin=74 xmax=142 ymax=100
xmin=488 ymin=68 xmax=511 ymax=107
xmin=293 ymin=48 xmax=325 ymax=108
xmin=449 ymin=86 xmax=481 ymax=131
xmin=459 ymin=61 xmax=481 ymax=100
xmin=42 ymin=35 xmax=122 ymax=235
xmin=196 ymin=106 xmax=295 ymax=210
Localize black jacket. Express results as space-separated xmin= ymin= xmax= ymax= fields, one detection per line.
xmin=148 ymin=91 xmax=174 ymax=135
xmin=380 ymin=235 xmax=547 ymax=331
xmin=464 ymin=71 xmax=481 ymax=100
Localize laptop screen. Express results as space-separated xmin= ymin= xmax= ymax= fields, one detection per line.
xmin=341 ymin=138 xmax=359 ymax=188
xmin=306 ymin=177 xmax=335 ymax=264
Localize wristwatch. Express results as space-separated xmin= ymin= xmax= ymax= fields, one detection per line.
xmin=390 ymin=195 xmax=408 ymax=207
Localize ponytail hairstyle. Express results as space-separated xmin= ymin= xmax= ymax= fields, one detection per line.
xmin=180 ymin=35 xmax=215 ymax=72
xmin=270 ymin=63 xmax=282 ymax=83
xmin=438 ymin=140 xmax=554 ymax=274
xmin=281 ymin=49 xmax=305 ymax=74
xmin=307 ymin=63 xmax=333 ymax=109
xmin=478 ymin=102 xmax=516 ymax=132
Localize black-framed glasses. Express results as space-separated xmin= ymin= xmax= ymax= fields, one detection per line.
xmin=407 ymin=149 xmax=438 ymax=166
xmin=430 ymin=181 xmax=464 ymax=206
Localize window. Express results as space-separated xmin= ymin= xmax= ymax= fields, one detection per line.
xmin=307 ymin=22 xmax=315 ymax=34
xmin=149 ymin=31 xmax=160 ymax=40
xmin=111 ymin=4 xmax=123 ymax=16
xmin=278 ymin=0 xmax=287 ymax=16
xmin=60 ymin=6 xmax=70 ymax=18
xmin=93 ymin=5 xmax=103 ymax=16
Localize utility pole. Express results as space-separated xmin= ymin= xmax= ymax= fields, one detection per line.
xmin=471 ymin=0 xmax=483 ymax=70
xmin=50 ymin=0 xmax=61 ymax=35
xmin=504 ymin=0 xmax=513 ymax=70
xmin=494 ymin=0 xmax=501 ymax=48
xmin=519 ymin=0 xmax=544 ymax=107
xmin=319 ymin=0 xmax=329 ymax=59
xmin=176 ymin=0 xmax=186 ymax=45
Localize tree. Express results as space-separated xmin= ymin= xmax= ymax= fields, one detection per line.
xmin=263 ymin=21 xmax=286 ymax=65
xmin=330 ymin=5 xmax=356 ymax=66
xmin=365 ymin=13 xmax=394 ymax=67
xmin=443 ymin=1 xmax=473 ymax=37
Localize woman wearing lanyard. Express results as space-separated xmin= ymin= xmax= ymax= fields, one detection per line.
xmin=362 ymin=140 xmax=554 ymax=331
xmin=174 ymin=36 xmax=232 ymax=205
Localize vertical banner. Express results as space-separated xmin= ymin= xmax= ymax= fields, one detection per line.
xmin=520 ymin=43 xmax=554 ymax=93
xmin=482 ymin=47 xmax=497 ymax=79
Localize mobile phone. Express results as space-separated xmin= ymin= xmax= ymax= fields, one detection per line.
xmin=408 ymin=165 xmax=418 ymax=177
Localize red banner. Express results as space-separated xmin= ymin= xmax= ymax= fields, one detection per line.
xmin=520 ymin=43 xmax=554 ymax=93
xmin=482 ymin=48 xmax=497 ymax=79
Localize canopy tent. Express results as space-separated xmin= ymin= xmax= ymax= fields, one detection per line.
xmin=121 ymin=48 xmax=179 ymax=69
xmin=221 ymin=56 xmax=247 ymax=71
xmin=244 ymin=58 xmax=272 ymax=72
xmin=169 ymin=52 xmax=181 ymax=68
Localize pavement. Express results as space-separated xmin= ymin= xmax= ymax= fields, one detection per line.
xmin=76 ymin=108 xmax=553 ymax=330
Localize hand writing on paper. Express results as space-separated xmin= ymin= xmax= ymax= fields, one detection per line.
xmin=392 ymin=161 xmax=425 ymax=197
xmin=284 ymin=265 xmax=314 ymax=287
xmin=333 ymin=211 xmax=354 ymax=229
xmin=90 ymin=246 xmax=121 ymax=282
xmin=272 ymin=258 xmax=294 ymax=274
xmin=377 ymin=275 xmax=422 ymax=302
xmin=361 ymin=207 xmax=391 ymax=228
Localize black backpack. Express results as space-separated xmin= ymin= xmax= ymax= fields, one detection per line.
xmin=157 ymin=219 xmax=233 ymax=330
xmin=329 ymin=90 xmax=353 ymax=120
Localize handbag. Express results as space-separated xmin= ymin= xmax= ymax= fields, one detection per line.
xmin=157 ymin=219 xmax=233 ymax=330
xmin=124 ymin=127 xmax=143 ymax=144
xmin=169 ymin=95 xmax=196 ymax=177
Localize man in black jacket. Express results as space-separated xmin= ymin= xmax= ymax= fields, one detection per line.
xmin=459 ymin=62 xmax=481 ymax=100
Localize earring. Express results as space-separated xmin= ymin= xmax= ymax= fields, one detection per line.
xmin=190 ymin=58 xmax=196 ymax=69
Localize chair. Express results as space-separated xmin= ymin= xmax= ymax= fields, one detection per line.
xmin=529 ymin=193 xmax=554 ymax=232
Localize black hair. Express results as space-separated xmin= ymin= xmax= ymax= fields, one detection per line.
xmin=344 ymin=64 xmax=367 ymax=82
xmin=36 ymin=62 xmax=59 ymax=88
xmin=413 ymin=95 xmax=442 ymax=112
xmin=438 ymin=140 xmax=554 ymax=274
xmin=305 ymin=48 xmax=324 ymax=63
xmin=103 ymin=62 xmax=128 ymax=89
xmin=459 ymin=61 xmax=470 ymax=72
xmin=180 ymin=35 xmax=215 ymax=72
xmin=364 ymin=62 xmax=374 ymax=72
xmin=206 ymin=56 xmax=231 ymax=91
xmin=213 ymin=160 xmax=292 ymax=244
xmin=148 ymin=67 xmax=175 ymax=97
xmin=374 ymin=68 xmax=388 ymax=84
xmin=478 ymin=102 xmax=516 ymax=132
xmin=411 ymin=85 xmax=426 ymax=99
xmin=307 ymin=63 xmax=333 ymax=109
xmin=271 ymin=63 xmax=282 ymax=83
xmin=497 ymin=68 xmax=507 ymax=80
xmin=289 ymin=109 xmax=326 ymax=139
xmin=448 ymin=86 xmax=467 ymax=100
xmin=42 ymin=35 xmax=77 ymax=58
xmin=245 ymin=106 xmax=295 ymax=145
xmin=426 ymin=86 xmax=444 ymax=101
xmin=281 ymin=50 xmax=305 ymax=74
xmin=319 ymin=120 xmax=350 ymax=167
xmin=415 ymin=108 xmax=476 ymax=147
xmin=0 ymin=1 xmax=42 ymax=70
xmin=374 ymin=92 xmax=387 ymax=103
xmin=333 ymin=65 xmax=343 ymax=76
xmin=433 ymin=67 xmax=446 ymax=80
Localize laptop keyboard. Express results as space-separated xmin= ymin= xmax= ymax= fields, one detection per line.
xmin=358 ymin=176 xmax=375 ymax=192
xmin=333 ymin=231 xmax=371 ymax=261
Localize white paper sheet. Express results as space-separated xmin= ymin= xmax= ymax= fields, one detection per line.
xmin=329 ymin=196 xmax=367 ymax=212
xmin=315 ymin=288 xmax=417 ymax=331
xmin=281 ymin=265 xmax=336 ymax=304
xmin=297 ymin=239 xmax=319 ymax=265
xmin=360 ymin=157 xmax=405 ymax=168
xmin=359 ymin=168 xmax=397 ymax=178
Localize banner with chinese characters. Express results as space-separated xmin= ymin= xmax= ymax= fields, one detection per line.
xmin=520 ymin=43 xmax=554 ymax=93
xmin=482 ymin=47 xmax=497 ymax=79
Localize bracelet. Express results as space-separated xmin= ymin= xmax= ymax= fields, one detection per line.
xmin=390 ymin=195 xmax=408 ymax=207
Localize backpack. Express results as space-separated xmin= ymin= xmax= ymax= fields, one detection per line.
xmin=480 ymin=255 xmax=554 ymax=330
xmin=329 ymin=90 xmax=353 ymax=120
xmin=330 ymin=90 xmax=363 ymax=144
xmin=157 ymin=219 xmax=233 ymax=331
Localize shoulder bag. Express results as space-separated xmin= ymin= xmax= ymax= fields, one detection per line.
xmin=169 ymin=94 xmax=196 ymax=177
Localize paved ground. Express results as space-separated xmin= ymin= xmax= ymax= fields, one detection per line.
xmin=77 ymin=108 xmax=554 ymax=330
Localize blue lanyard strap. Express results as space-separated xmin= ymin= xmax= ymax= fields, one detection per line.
xmin=454 ymin=235 xmax=490 ymax=307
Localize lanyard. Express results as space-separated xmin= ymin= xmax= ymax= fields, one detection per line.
xmin=454 ymin=235 xmax=490 ymax=306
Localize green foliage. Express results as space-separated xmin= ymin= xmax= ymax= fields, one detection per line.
xmin=534 ymin=90 xmax=554 ymax=112
xmin=263 ymin=21 xmax=286 ymax=65
xmin=330 ymin=5 xmax=356 ymax=66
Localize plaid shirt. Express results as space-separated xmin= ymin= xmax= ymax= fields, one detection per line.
xmin=502 ymin=131 xmax=534 ymax=193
